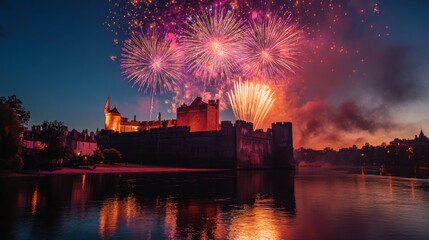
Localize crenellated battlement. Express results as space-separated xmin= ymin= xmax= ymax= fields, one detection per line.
xmin=101 ymin=97 xmax=294 ymax=169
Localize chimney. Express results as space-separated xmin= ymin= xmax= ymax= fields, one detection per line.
xmin=134 ymin=115 xmax=136 ymax=122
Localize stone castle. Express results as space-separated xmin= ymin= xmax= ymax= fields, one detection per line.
xmin=104 ymin=96 xmax=219 ymax=132
xmin=100 ymin=97 xmax=294 ymax=169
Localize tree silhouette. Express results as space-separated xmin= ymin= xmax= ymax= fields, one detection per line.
xmin=0 ymin=95 xmax=30 ymax=125
xmin=0 ymin=102 xmax=23 ymax=170
xmin=39 ymin=121 xmax=70 ymax=169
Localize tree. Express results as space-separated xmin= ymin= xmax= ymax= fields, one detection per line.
xmin=39 ymin=121 xmax=69 ymax=169
xmin=0 ymin=103 xmax=24 ymax=170
xmin=102 ymin=148 xmax=122 ymax=164
xmin=91 ymin=149 xmax=104 ymax=164
xmin=0 ymin=95 xmax=30 ymax=125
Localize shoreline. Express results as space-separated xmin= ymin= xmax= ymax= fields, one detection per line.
xmin=3 ymin=164 xmax=229 ymax=177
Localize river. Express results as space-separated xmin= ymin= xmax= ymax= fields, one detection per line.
xmin=1 ymin=168 xmax=428 ymax=239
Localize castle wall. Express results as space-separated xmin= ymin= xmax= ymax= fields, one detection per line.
xmin=176 ymin=98 xmax=219 ymax=132
xmin=100 ymin=125 xmax=236 ymax=168
xmin=207 ymin=105 xmax=220 ymax=131
xmin=98 ymin=121 xmax=294 ymax=169
xmin=234 ymin=121 xmax=273 ymax=169
xmin=120 ymin=124 xmax=139 ymax=132
xmin=272 ymin=122 xmax=294 ymax=168
xmin=177 ymin=107 xmax=208 ymax=132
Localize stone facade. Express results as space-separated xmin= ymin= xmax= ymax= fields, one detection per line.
xmin=98 ymin=121 xmax=294 ymax=169
xmin=176 ymin=97 xmax=220 ymax=132
xmin=66 ymin=129 xmax=98 ymax=156
xmin=104 ymin=97 xmax=219 ymax=133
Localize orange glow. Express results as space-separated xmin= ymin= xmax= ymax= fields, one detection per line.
xmin=164 ymin=198 xmax=178 ymax=238
xmin=98 ymin=196 xmax=142 ymax=238
xmin=410 ymin=180 xmax=415 ymax=201
xmin=81 ymin=174 xmax=86 ymax=191
xmin=31 ymin=186 xmax=38 ymax=215
xmin=124 ymin=196 xmax=140 ymax=226
xmin=99 ymin=198 xmax=119 ymax=238
xmin=105 ymin=112 xmax=121 ymax=132
xmin=225 ymin=199 xmax=287 ymax=239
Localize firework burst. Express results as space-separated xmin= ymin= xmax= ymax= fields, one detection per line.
xmin=241 ymin=14 xmax=303 ymax=82
xmin=121 ymin=30 xmax=183 ymax=120
xmin=121 ymin=30 xmax=183 ymax=94
xmin=181 ymin=7 xmax=247 ymax=82
xmin=228 ymin=79 xmax=275 ymax=129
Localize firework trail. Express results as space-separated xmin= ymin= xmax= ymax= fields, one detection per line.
xmin=241 ymin=14 xmax=303 ymax=82
xmin=181 ymin=7 xmax=247 ymax=84
xmin=121 ymin=30 xmax=183 ymax=119
xmin=228 ymin=79 xmax=275 ymax=129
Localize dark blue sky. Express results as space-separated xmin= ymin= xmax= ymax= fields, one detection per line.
xmin=1 ymin=0 xmax=428 ymax=146
xmin=0 ymin=0 xmax=158 ymax=131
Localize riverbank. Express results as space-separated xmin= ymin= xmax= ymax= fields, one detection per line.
xmin=3 ymin=163 xmax=227 ymax=177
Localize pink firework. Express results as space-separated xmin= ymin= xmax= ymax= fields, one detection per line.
xmin=121 ymin=30 xmax=183 ymax=94
xmin=241 ymin=14 xmax=303 ymax=82
xmin=181 ymin=7 xmax=247 ymax=82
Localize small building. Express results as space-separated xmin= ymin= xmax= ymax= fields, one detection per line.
xmin=23 ymin=126 xmax=98 ymax=156
xmin=66 ymin=129 xmax=98 ymax=156
xmin=22 ymin=125 xmax=46 ymax=150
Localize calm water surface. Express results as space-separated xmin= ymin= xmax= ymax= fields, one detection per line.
xmin=1 ymin=169 xmax=429 ymax=240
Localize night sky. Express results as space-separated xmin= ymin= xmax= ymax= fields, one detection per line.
xmin=1 ymin=0 xmax=428 ymax=149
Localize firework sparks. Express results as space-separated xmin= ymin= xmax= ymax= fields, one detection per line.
xmin=121 ymin=30 xmax=183 ymax=120
xmin=181 ymin=7 xmax=247 ymax=82
xmin=241 ymin=14 xmax=303 ymax=82
xmin=105 ymin=0 xmax=212 ymax=40
xmin=121 ymin=30 xmax=183 ymax=94
xmin=228 ymin=79 xmax=275 ymax=129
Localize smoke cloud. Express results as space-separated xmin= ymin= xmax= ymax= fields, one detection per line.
xmin=265 ymin=31 xmax=427 ymax=149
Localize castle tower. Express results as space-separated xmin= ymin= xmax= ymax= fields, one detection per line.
xmin=272 ymin=122 xmax=294 ymax=169
xmin=104 ymin=96 xmax=110 ymax=113
xmin=104 ymin=97 xmax=121 ymax=132
xmin=176 ymin=97 xmax=220 ymax=132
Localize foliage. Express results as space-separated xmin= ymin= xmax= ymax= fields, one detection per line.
xmin=296 ymin=141 xmax=429 ymax=167
xmin=91 ymin=149 xmax=104 ymax=164
xmin=39 ymin=120 xmax=69 ymax=168
xmin=102 ymin=148 xmax=122 ymax=164
xmin=0 ymin=103 xmax=24 ymax=170
xmin=0 ymin=95 xmax=30 ymax=125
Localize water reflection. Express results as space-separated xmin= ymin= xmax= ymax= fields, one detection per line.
xmin=90 ymin=172 xmax=295 ymax=239
xmin=1 ymin=169 xmax=429 ymax=239
xmin=411 ymin=180 xmax=416 ymax=201
xmin=31 ymin=185 xmax=38 ymax=215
